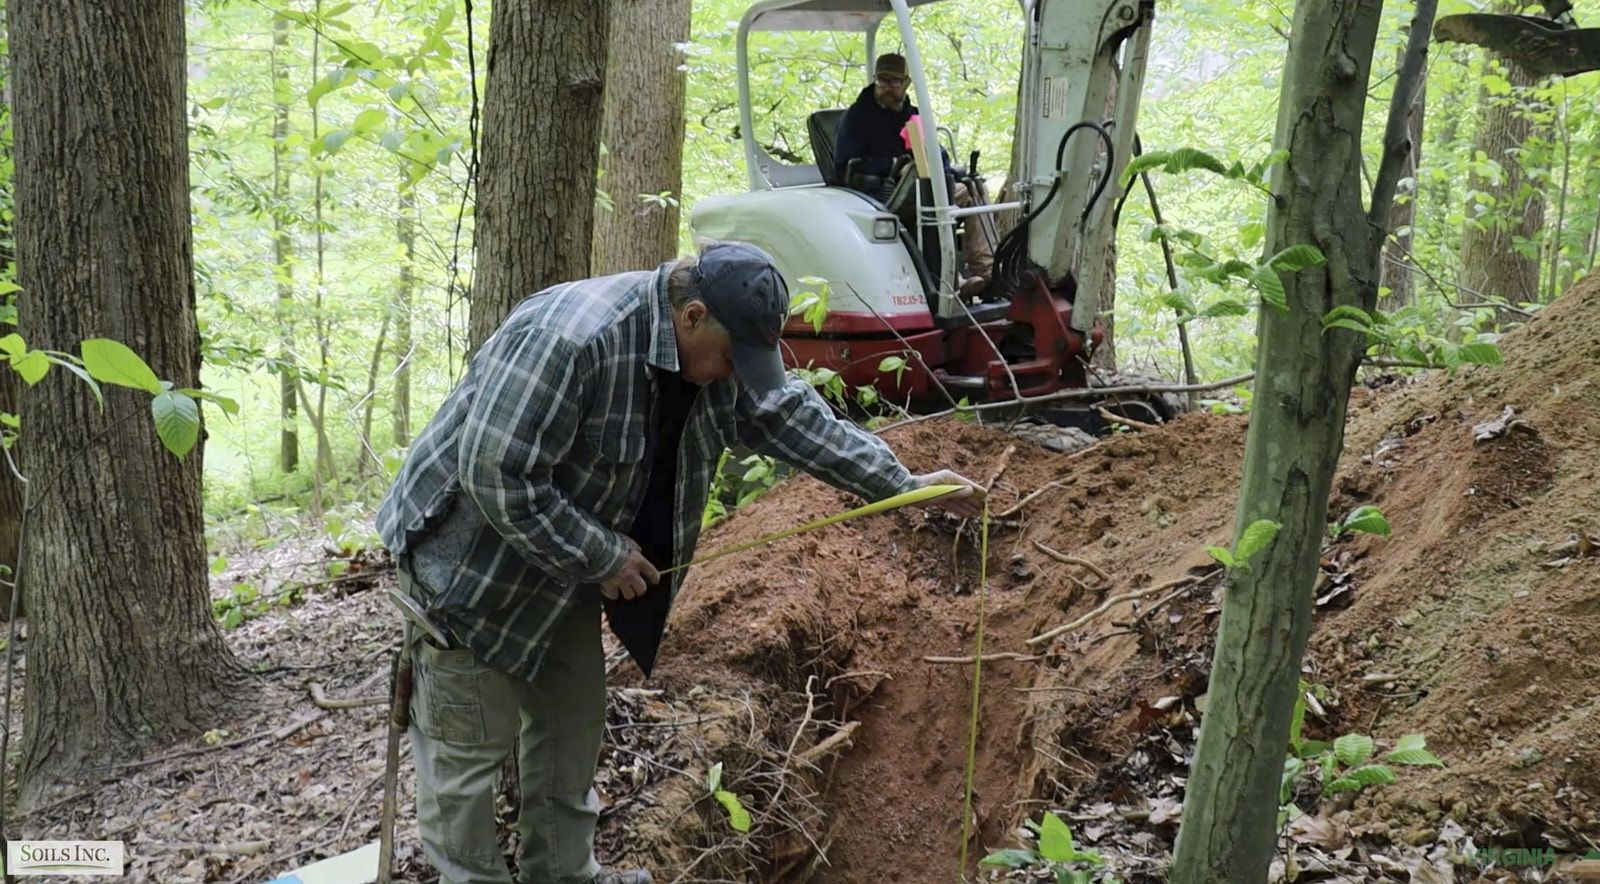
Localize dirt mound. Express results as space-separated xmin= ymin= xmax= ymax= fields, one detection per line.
xmin=627 ymin=273 xmax=1600 ymax=881
xmin=642 ymin=416 xmax=1250 ymax=881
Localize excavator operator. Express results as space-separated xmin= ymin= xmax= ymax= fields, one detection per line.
xmin=833 ymin=52 xmax=993 ymax=295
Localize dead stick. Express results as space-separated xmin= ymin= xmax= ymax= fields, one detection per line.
xmin=310 ymin=681 xmax=387 ymax=710
xmin=796 ymin=721 xmax=862 ymax=764
xmin=922 ymin=652 xmax=1044 ymax=664
xmin=1027 ymin=575 xmax=1200 ymax=646
xmin=1031 ymin=540 xmax=1111 ymax=582
xmin=995 ymin=481 xmax=1066 ymax=519
xmin=1096 ymin=406 xmax=1158 ymax=431
xmin=986 ymin=444 xmax=1017 ymax=491
xmin=110 ymin=667 xmax=388 ymax=772
xmin=149 ymin=840 xmax=272 ymax=856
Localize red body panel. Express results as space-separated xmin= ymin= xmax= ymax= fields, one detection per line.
xmin=779 ymin=288 xmax=1097 ymax=404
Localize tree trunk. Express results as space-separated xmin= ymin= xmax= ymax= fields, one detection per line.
xmin=591 ymin=0 xmax=689 ymax=276
xmin=307 ymin=0 xmax=334 ymax=507
xmin=469 ymin=0 xmax=611 ymax=349
xmin=393 ymin=176 xmax=415 ymax=449
xmin=1380 ymin=42 xmax=1424 ymax=310
xmin=1169 ymin=0 xmax=1412 ymax=878
xmin=0 ymin=45 xmax=21 ymax=620
xmin=272 ymin=12 xmax=299 ymax=474
xmin=357 ymin=315 xmax=391 ymax=475
xmin=0 ymin=370 xmax=21 ymax=620
xmin=11 ymin=0 xmax=243 ymax=803
xmin=1459 ymin=0 xmax=1545 ymax=322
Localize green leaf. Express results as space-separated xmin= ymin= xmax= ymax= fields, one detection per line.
xmin=1268 ymin=244 xmax=1328 ymax=273
xmin=178 ymin=388 xmax=241 ymax=417
xmin=1296 ymin=739 xmax=1333 ymax=758
xmin=1345 ymin=763 xmax=1397 ymax=786
xmin=1199 ymin=300 xmax=1250 ymax=320
xmin=1458 ymin=343 xmax=1503 ymax=365
xmin=46 ymin=354 xmax=104 ymax=407
xmin=1323 ymin=319 xmax=1376 ymax=336
xmin=152 ymin=390 xmax=201 ymax=459
xmin=1251 ymin=265 xmax=1288 ymax=312
xmin=1334 ymin=733 xmax=1375 ymax=767
xmin=1037 ymin=812 xmax=1076 ymax=863
xmin=1239 ymin=221 xmax=1265 ymax=249
xmin=353 ymin=108 xmax=387 ymax=134
xmin=1158 ymin=292 xmax=1197 ymax=315
xmin=316 ymin=129 xmax=355 ymax=156
xmin=1328 ymin=764 xmax=1396 ymax=794
xmin=878 ymin=356 xmax=907 ymax=374
xmin=1281 ymin=756 xmax=1304 ymax=804
xmin=81 ymin=338 xmax=162 ymax=393
xmin=0 ymin=280 xmax=22 ymax=295
xmin=222 ymin=606 xmax=244 ymax=629
xmin=980 ymin=849 xmax=1039 ymax=869
xmin=1206 ymin=546 xmax=1235 ymax=568
xmin=199 ymin=96 xmax=229 ymax=110
xmin=1384 ymin=734 xmax=1444 ymax=766
xmin=1340 ymin=505 xmax=1391 ymax=538
xmin=712 ymin=789 xmax=751 ymax=832
xmin=12 ymin=350 xmax=48 ymax=385
xmin=1235 ymin=519 xmax=1281 ymax=563
xmin=276 ymin=9 xmax=315 ymax=24
xmin=707 ymin=761 xmax=723 ymax=793
xmin=1321 ymin=305 xmax=1375 ymax=332
xmin=307 ymin=68 xmax=352 ymax=107
xmin=0 ymin=334 xmax=24 ymax=357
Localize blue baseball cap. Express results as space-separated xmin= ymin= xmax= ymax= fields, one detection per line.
xmin=692 ymin=242 xmax=790 ymax=394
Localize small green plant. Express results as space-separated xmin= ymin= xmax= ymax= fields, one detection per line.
xmin=876 ymin=354 xmax=909 ymax=387
xmin=1320 ymin=304 xmax=1502 ymax=373
xmin=1206 ymin=518 xmax=1281 ymax=570
xmin=705 ymin=762 xmax=751 ymax=834
xmin=1279 ymin=681 xmax=1443 ymax=826
xmin=212 ymin=581 xmax=263 ymax=629
xmin=792 ymin=365 xmax=850 ymax=411
xmin=1329 ymin=504 xmax=1391 ymax=540
xmin=788 ymin=276 xmax=831 ymax=333
xmin=981 ymin=811 xmax=1113 ymax=884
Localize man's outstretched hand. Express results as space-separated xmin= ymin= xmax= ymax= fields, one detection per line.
xmin=599 ymin=541 xmax=661 ymax=601
xmin=911 ymin=470 xmax=986 ymax=519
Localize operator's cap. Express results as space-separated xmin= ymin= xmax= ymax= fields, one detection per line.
xmin=693 ymin=241 xmax=790 ymax=394
xmin=875 ymin=52 xmax=909 ymax=79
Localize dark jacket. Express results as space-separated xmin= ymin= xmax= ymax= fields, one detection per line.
xmin=832 ymin=84 xmax=949 ymax=184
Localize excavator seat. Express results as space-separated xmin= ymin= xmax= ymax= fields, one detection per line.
xmin=807 ymin=109 xmax=847 ymax=186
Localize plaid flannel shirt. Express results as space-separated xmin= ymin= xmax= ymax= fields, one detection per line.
xmin=376 ymin=263 xmax=916 ymax=682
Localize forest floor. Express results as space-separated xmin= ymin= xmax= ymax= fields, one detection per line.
xmin=7 ymin=272 xmax=1600 ymax=883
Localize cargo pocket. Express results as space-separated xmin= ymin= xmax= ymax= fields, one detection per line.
xmin=414 ymin=644 xmax=489 ymax=745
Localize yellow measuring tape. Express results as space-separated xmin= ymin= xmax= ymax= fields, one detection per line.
xmin=658 ymin=483 xmax=964 ymax=575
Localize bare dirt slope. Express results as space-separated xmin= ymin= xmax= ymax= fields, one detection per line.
xmin=641 ymin=271 xmax=1600 ymax=881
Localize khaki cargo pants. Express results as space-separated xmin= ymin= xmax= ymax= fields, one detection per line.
xmin=402 ymin=571 xmax=607 ymax=884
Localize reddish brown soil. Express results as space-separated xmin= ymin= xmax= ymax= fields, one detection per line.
xmin=641 ymin=271 xmax=1600 ymax=881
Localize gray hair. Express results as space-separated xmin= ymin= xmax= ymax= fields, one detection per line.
xmin=666 ymin=255 xmax=699 ymax=309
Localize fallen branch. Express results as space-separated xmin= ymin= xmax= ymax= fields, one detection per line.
xmin=1096 ymin=406 xmax=1158 ymax=431
xmin=310 ymin=681 xmax=387 ymax=710
xmin=922 ymin=652 xmax=1044 ymax=664
xmin=877 ymin=372 xmax=1257 ymax=431
xmin=1028 ymin=575 xmax=1202 ymax=646
xmin=1134 ymin=579 xmax=1208 ymax=626
xmin=1030 ymin=540 xmax=1112 ymax=582
xmin=110 ymin=667 xmax=389 ymax=773
xmin=986 ymin=444 xmax=1017 ymax=491
xmin=796 ymin=721 xmax=862 ymax=765
xmin=150 ymin=840 xmax=271 ymax=857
